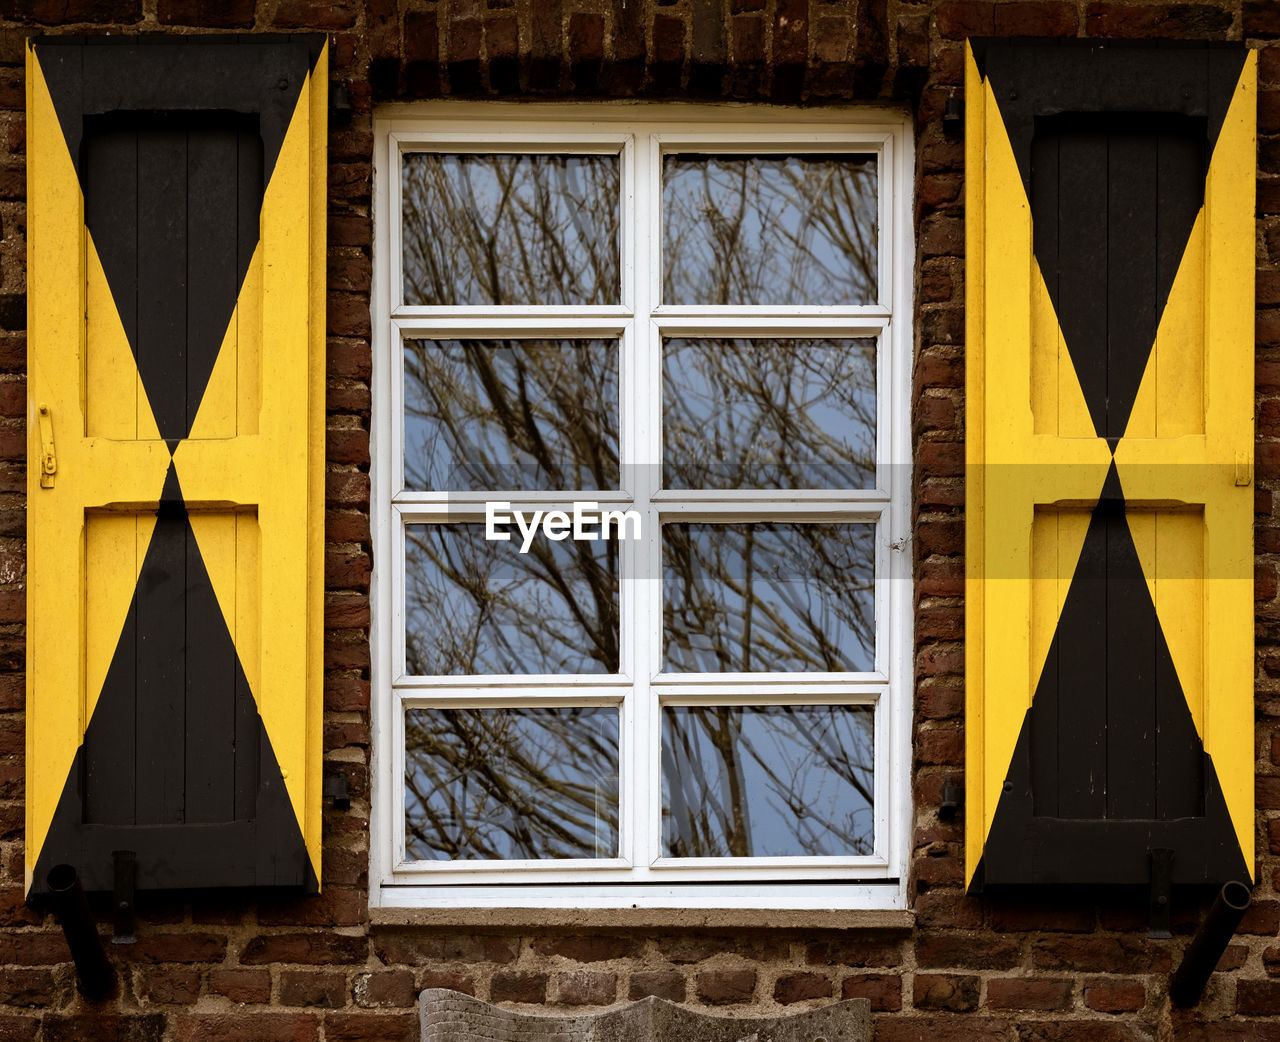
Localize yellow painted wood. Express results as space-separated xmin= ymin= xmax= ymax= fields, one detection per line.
xmin=26 ymin=41 xmax=328 ymax=891
xmin=1116 ymin=52 xmax=1257 ymax=871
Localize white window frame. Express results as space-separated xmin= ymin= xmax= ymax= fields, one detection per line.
xmin=370 ymin=101 xmax=914 ymax=911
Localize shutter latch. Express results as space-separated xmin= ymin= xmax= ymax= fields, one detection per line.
xmin=1235 ymin=452 xmax=1252 ymax=488
xmin=37 ymin=402 xmax=56 ymax=489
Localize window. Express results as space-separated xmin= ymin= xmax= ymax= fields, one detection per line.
xmin=371 ymin=104 xmax=913 ymax=910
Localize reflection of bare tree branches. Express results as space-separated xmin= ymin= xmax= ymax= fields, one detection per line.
xmin=398 ymin=149 xmax=884 ymax=863
xmin=406 ymin=524 xmax=619 ymax=676
xmin=664 ymin=338 xmax=875 ymax=490
xmin=664 ymin=523 xmax=875 ymax=674
xmin=662 ymin=705 xmax=874 ymax=857
xmin=406 ymin=708 xmax=619 ymax=860
xmin=402 ymin=153 xmax=620 ymax=306
xmin=404 ymin=339 xmax=619 ymax=491
xmin=662 ymin=154 xmax=877 ymax=305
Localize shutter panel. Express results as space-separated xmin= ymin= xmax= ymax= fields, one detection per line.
xmin=965 ymin=40 xmax=1255 ymax=888
xmin=25 ymin=36 xmax=327 ymax=893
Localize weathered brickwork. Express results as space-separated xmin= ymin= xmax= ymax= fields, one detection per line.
xmin=0 ymin=0 xmax=1275 ymax=1039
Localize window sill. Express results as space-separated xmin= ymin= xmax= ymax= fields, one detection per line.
xmin=369 ymin=905 xmax=914 ymax=931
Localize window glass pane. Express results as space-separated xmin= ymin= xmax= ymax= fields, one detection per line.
xmin=662 ymin=704 xmax=874 ymax=857
xmin=663 ymin=522 xmax=874 ymax=673
xmin=404 ymin=338 xmax=619 ymax=491
xmin=663 ymin=337 xmax=875 ymax=490
xmin=406 ymin=707 xmax=620 ymax=860
xmin=662 ymin=153 xmax=877 ymax=305
xmin=402 ymin=153 xmax=620 ymax=306
xmin=406 ymin=524 xmax=619 ymax=675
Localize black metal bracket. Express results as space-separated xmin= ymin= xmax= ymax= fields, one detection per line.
xmin=324 ymin=773 xmax=350 ymax=811
xmin=111 ymin=850 xmax=136 ymax=945
xmin=1149 ymin=847 xmax=1174 ymax=939
xmin=938 ymin=778 xmax=962 ymax=822
xmin=943 ymin=93 xmax=964 ymax=137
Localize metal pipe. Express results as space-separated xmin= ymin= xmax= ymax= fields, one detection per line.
xmin=1169 ymin=880 xmax=1252 ymax=1008
xmin=46 ymin=864 xmax=116 ymax=1001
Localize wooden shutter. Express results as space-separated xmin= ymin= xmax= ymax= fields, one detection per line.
xmin=965 ymin=41 xmax=1255 ymax=888
xmin=25 ymin=36 xmax=327 ymax=893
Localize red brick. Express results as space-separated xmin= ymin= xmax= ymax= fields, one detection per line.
xmin=1086 ymin=2 xmax=1233 ymax=38
xmin=994 ymin=1 xmax=1077 ymax=36
xmin=988 ymin=901 xmax=1094 ymax=933
xmin=696 ymin=969 xmax=756 ymax=1005
xmin=1239 ymin=979 xmax=1280 ymax=1016
xmin=629 ymin=970 xmax=685 ymax=1002
xmin=42 ymin=1016 xmax=165 ymax=1042
xmin=659 ymin=936 xmax=787 ymax=963
xmin=840 ymin=972 xmax=901 ymax=1011
xmin=490 ymin=972 xmax=547 ymax=1004
xmin=1241 ymin=899 xmax=1280 ymax=935
xmin=0 ymin=1015 xmax=38 ymax=1041
xmin=917 ymin=678 xmax=964 ymax=720
xmin=156 ymin=0 xmax=252 ymax=27
xmin=239 ymin=933 xmax=366 ymax=966
xmin=131 ymin=932 xmax=226 ymax=964
xmin=326 ymin=470 xmax=370 ymax=507
xmin=272 ymin=0 xmax=356 ymax=30
xmin=324 ymin=1014 xmax=418 ymax=1042
xmin=1015 ymin=1025 xmax=1146 ymax=1042
xmin=7 ymin=0 xmax=141 ymax=23
xmin=209 ymin=968 xmax=271 ymax=1004
xmin=806 ymin=939 xmax=903 ymax=968
xmin=531 ymin=934 xmax=638 ymax=961
xmin=875 ymin=1015 xmax=1011 ymax=1042
xmin=327 ymin=292 xmax=372 ymax=338
xmin=326 ymin=548 xmax=372 ymax=590
xmin=138 ymin=966 xmax=200 ymax=1005
xmin=1246 ymin=0 xmax=1280 ymax=37
xmin=918 ymin=931 xmax=1020 ymax=969
xmin=172 ymin=1015 xmax=318 ymax=1042
xmin=773 ymin=972 xmax=831 ymax=1004
xmin=913 ymin=973 xmax=978 ymax=1011
xmin=0 ymin=967 xmax=58 ymax=1008
xmin=328 ymin=253 xmax=372 ymax=295
xmin=987 ymin=977 xmax=1072 ymax=1011
xmin=280 ymin=970 xmax=346 ymax=1008
xmin=556 ymin=970 xmax=616 ymax=1005
xmin=936 ymin=1 xmax=994 ymax=38
xmin=1084 ymin=978 xmax=1145 ymax=1012
xmin=0 ymin=931 xmax=81 ymax=966
xmin=420 ymin=971 xmax=476 ymax=995
xmin=1032 ymin=935 xmax=1173 ymax=973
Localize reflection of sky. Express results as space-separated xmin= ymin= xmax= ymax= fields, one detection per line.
xmin=405 ymin=706 xmax=619 ymax=860
xmin=664 ymin=523 xmax=875 ymax=673
xmin=405 ymin=523 xmax=619 ymax=675
xmin=402 ymin=153 xmax=620 ymax=306
xmin=663 ymin=153 xmax=878 ymax=305
xmin=403 ymin=339 xmax=619 ymax=492
xmin=662 ymin=704 xmax=874 ymax=857
xmin=664 ymin=338 xmax=875 ymax=490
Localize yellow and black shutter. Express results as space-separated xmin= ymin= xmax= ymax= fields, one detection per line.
xmin=966 ymin=41 xmax=1255 ymax=888
xmin=25 ymin=36 xmax=327 ymax=894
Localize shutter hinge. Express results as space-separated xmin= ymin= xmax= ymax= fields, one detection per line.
xmin=37 ymin=403 xmax=56 ymax=489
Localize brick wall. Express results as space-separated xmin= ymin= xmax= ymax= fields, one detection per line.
xmin=0 ymin=1 xmax=1276 ymax=1039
